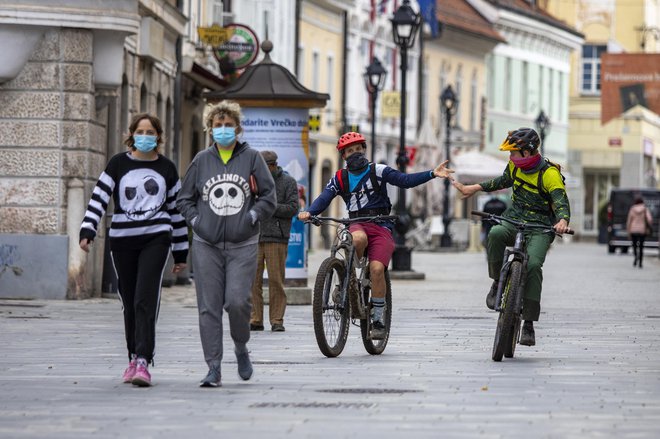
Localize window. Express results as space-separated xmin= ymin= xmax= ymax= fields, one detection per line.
xmin=455 ymin=65 xmax=463 ymax=125
xmin=581 ymin=45 xmax=607 ymax=94
xmin=312 ymin=51 xmax=319 ymax=91
xmin=487 ymin=55 xmax=494 ymax=109
xmin=421 ymin=64 xmax=428 ymax=122
xmin=548 ymin=68 xmax=553 ymax=117
xmin=538 ymin=65 xmax=543 ymax=112
xmin=297 ymin=46 xmax=304 ymax=82
xmin=504 ymin=58 xmax=511 ymax=111
xmin=521 ymin=61 xmax=528 ymax=113
xmin=326 ymin=55 xmax=334 ymax=126
xmin=558 ymin=72 xmax=564 ymax=121
xmin=470 ymin=70 xmax=477 ymax=131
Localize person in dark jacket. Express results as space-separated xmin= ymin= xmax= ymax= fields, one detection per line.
xmin=176 ymin=101 xmax=276 ymax=388
xmin=250 ymin=151 xmax=299 ymax=332
xmin=481 ymin=196 xmax=507 ymax=245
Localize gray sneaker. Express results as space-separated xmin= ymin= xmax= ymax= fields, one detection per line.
xmin=486 ymin=280 xmax=498 ymax=310
xmin=519 ymin=321 xmax=535 ymax=346
xmin=236 ymin=351 xmax=253 ymax=381
xmin=200 ymin=366 xmax=221 ymax=388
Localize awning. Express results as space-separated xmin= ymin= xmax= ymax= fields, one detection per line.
xmin=452 ymin=150 xmax=508 ymax=183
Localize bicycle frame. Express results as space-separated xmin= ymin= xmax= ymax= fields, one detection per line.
xmin=494 ymin=228 xmax=529 ymax=313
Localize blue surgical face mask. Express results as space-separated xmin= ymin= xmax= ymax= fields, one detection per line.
xmin=133 ymin=135 xmax=158 ymax=152
xmin=212 ymin=127 xmax=237 ymax=147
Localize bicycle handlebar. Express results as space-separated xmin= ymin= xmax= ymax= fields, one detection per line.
xmin=305 ymin=215 xmax=399 ymax=227
xmin=471 ymin=210 xmax=574 ymax=235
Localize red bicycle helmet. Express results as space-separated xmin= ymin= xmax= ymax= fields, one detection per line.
xmin=337 ymin=132 xmax=366 ymax=151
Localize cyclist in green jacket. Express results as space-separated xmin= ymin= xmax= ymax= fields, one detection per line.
xmin=453 ymin=128 xmax=570 ymax=346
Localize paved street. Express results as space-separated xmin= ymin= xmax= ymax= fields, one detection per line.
xmin=1 ymin=242 xmax=659 ymax=438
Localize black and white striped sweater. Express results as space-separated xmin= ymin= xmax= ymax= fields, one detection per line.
xmin=79 ymin=152 xmax=189 ymax=263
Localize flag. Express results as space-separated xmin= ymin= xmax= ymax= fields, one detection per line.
xmin=417 ymin=0 xmax=439 ymax=38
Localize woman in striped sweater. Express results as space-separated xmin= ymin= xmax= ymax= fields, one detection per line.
xmin=79 ymin=113 xmax=189 ymax=387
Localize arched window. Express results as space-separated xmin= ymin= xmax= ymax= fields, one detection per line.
xmin=140 ymin=83 xmax=148 ymax=113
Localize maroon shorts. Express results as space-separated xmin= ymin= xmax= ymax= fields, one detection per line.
xmin=348 ymin=222 xmax=395 ymax=267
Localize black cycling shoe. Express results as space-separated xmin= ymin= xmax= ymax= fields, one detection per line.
xmin=370 ymin=320 xmax=387 ymax=340
xmin=486 ymin=280 xmax=498 ymax=310
xmin=519 ymin=321 xmax=536 ymax=346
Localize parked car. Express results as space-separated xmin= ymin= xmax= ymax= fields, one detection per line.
xmin=607 ymin=188 xmax=660 ymax=253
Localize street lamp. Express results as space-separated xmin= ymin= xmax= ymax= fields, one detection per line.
xmin=363 ymin=57 xmax=387 ymax=163
xmin=535 ymin=110 xmax=551 ymax=157
xmin=440 ymin=85 xmax=457 ymax=248
xmin=390 ymin=0 xmax=421 ymax=272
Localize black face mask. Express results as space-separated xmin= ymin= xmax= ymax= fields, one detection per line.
xmin=346 ymin=152 xmax=369 ymax=173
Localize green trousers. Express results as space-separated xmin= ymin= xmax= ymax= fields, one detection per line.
xmin=486 ymin=221 xmax=553 ymax=321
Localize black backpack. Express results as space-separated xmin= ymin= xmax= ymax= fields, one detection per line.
xmin=511 ymin=159 xmax=566 ymax=215
xmin=335 ymin=163 xmax=380 ymax=196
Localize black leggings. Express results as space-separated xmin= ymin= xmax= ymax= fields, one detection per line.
xmin=631 ymin=234 xmax=646 ymax=266
xmin=111 ymin=243 xmax=169 ymax=362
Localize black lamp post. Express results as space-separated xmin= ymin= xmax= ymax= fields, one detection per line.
xmin=390 ymin=0 xmax=421 ymax=272
xmin=535 ymin=110 xmax=550 ymax=157
xmin=440 ymin=85 xmax=457 ymax=248
xmin=363 ymin=57 xmax=387 ymax=163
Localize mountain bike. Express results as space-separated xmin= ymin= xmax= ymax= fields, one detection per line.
xmin=471 ymin=210 xmax=574 ymax=362
xmin=306 ymin=215 xmax=398 ymax=357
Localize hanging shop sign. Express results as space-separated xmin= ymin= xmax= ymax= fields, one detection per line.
xmin=197 ymin=25 xmax=231 ymax=47
xmin=213 ymin=24 xmax=260 ymax=70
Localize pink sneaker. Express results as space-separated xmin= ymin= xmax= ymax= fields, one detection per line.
xmin=122 ymin=359 xmax=137 ymax=383
xmin=131 ymin=359 xmax=151 ymax=387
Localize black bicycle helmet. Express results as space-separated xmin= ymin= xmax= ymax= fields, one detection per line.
xmin=499 ymin=127 xmax=540 ymax=153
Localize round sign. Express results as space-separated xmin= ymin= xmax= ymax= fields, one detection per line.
xmin=213 ymin=24 xmax=260 ymax=70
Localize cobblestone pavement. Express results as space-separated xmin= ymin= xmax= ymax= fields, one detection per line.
xmin=1 ymin=242 xmax=659 ymax=438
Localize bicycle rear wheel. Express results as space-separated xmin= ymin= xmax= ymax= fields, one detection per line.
xmin=360 ymin=270 xmax=392 ymax=355
xmin=492 ymin=261 xmax=523 ymax=362
xmin=313 ymin=257 xmax=350 ymax=357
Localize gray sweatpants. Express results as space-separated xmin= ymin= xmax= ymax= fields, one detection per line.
xmin=192 ymin=239 xmax=258 ymax=369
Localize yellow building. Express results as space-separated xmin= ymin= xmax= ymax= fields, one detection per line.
xmin=544 ymin=0 xmax=660 ymax=238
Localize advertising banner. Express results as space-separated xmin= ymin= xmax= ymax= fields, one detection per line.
xmin=241 ymin=108 xmax=309 ymax=280
xmin=601 ymin=54 xmax=660 ymax=125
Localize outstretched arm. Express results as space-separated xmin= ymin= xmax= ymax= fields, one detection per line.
xmin=432 ymin=160 xmax=455 ymax=180
xmin=453 ymin=181 xmax=483 ymax=199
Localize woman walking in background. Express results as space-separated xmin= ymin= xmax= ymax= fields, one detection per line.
xmin=79 ymin=113 xmax=189 ymax=386
xmin=627 ymin=197 xmax=653 ymax=268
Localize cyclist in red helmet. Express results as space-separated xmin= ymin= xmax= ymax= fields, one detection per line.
xmin=453 ymin=127 xmax=570 ymax=346
xmin=299 ymin=132 xmax=454 ymax=339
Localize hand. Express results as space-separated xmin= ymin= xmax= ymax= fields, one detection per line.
xmin=298 ymin=211 xmax=311 ymax=221
xmin=172 ymin=263 xmax=186 ymax=274
xmin=433 ymin=160 xmax=455 ymax=180
xmin=452 ymin=181 xmax=480 ymax=199
xmin=79 ymin=238 xmax=91 ymax=253
xmin=553 ymin=219 xmax=570 ymax=235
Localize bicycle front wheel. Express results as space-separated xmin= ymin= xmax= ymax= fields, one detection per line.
xmin=360 ymin=270 xmax=392 ymax=355
xmin=492 ymin=260 xmax=523 ymax=362
xmin=313 ymin=257 xmax=350 ymax=357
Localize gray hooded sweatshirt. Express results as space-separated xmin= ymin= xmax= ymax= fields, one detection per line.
xmin=176 ymin=142 xmax=276 ymax=247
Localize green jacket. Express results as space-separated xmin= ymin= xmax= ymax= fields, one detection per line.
xmin=479 ymin=160 xmax=570 ymax=226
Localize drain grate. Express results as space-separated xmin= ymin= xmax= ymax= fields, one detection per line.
xmin=433 ymin=316 xmax=490 ymax=320
xmin=250 ymin=402 xmax=374 ymax=409
xmin=252 ymin=361 xmax=312 ymax=365
xmin=647 ymin=316 xmax=660 ymax=319
xmin=5 ymin=315 xmax=49 ymax=319
xmin=0 ymin=302 xmax=45 ymax=308
xmin=317 ymin=388 xmax=421 ymax=394
xmin=400 ymin=308 xmax=443 ymax=312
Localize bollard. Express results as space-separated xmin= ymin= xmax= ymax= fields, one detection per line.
xmin=467 ymin=221 xmax=483 ymax=253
